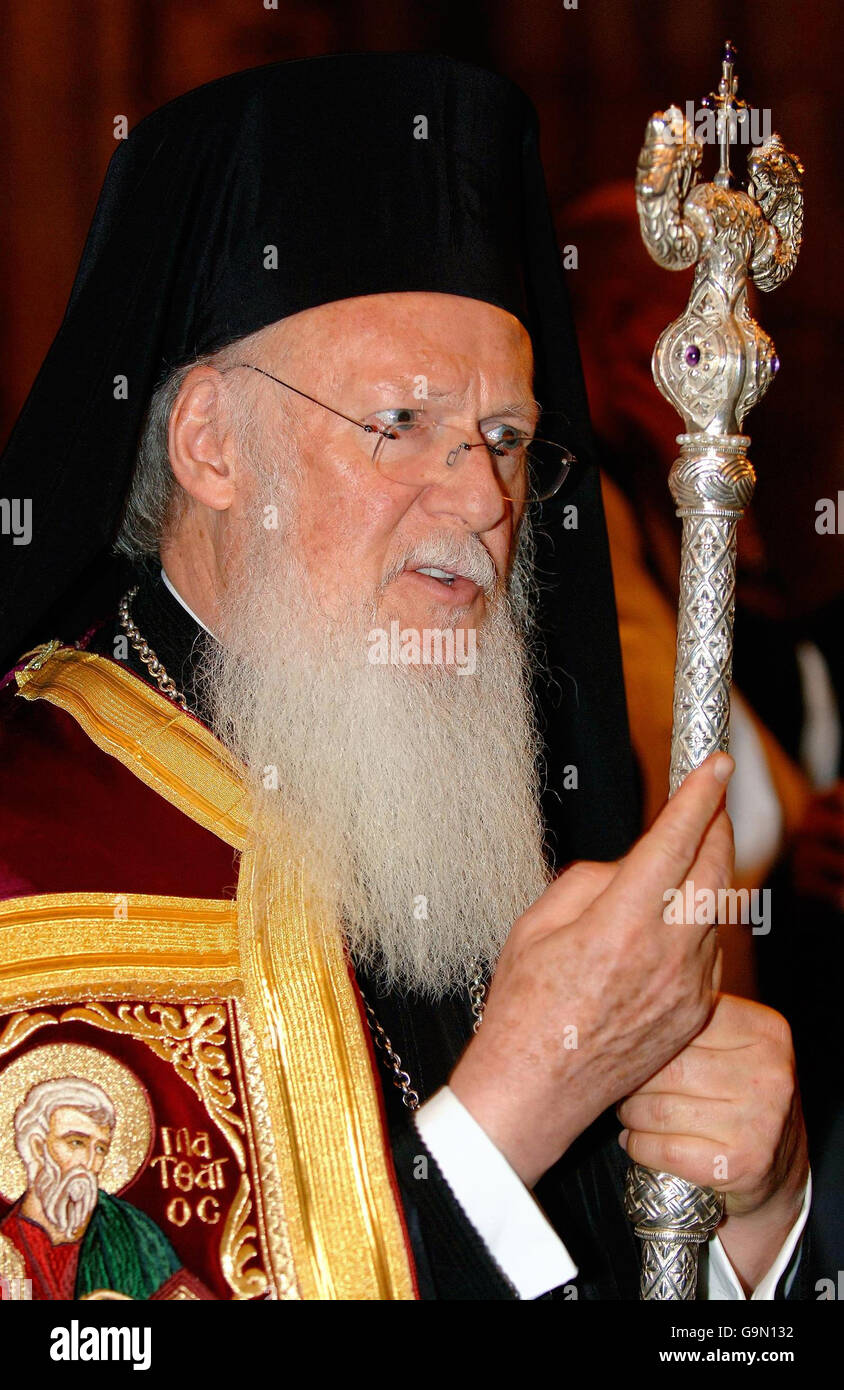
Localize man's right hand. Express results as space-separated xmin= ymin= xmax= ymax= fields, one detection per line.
xmin=450 ymin=751 xmax=735 ymax=1188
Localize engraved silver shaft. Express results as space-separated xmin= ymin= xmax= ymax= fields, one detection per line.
xmin=668 ymin=435 xmax=755 ymax=793
xmin=625 ymin=43 xmax=803 ymax=1300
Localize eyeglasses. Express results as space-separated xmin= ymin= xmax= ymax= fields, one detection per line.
xmin=230 ymin=363 xmax=574 ymax=505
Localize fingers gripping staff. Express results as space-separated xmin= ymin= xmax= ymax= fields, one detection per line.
xmin=624 ymin=40 xmax=804 ymax=1300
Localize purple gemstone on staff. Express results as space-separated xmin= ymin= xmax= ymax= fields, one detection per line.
xmin=771 ymin=354 xmax=780 ymax=374
xmin=685 ymin=344 xmax=701 ymax=366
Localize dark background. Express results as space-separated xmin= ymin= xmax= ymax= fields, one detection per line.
xmin=1 ymin=0 xmax=841 ymax=604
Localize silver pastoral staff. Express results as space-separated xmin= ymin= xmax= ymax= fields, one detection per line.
xmin=623 ymin=42 xmax=804 ymax=1300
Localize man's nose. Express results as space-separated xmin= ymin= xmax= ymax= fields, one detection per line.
xmin=417 ymin=440 xmax=511 ymax=534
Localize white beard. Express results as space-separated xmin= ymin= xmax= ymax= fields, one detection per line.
xmin=198 ymin=440 xmax=550 ymax=997
xmin=35 ymin=1150 xmax=99 ymax=1241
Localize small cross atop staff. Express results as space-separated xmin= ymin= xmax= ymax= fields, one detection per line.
xmin=701 ymin=39 xmax=749 ymax=189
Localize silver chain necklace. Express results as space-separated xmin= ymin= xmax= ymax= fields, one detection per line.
xmin=359 ymin=964 xmax=487 ymax=1112
xmin=118 ymin=585 xmax=488 ymax=1111
xmin=118 ymin=586 xmax=189 ymax=711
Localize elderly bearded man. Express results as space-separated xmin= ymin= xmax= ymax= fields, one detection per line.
xmin=0 ymin=55 xmax=812 ymax=1301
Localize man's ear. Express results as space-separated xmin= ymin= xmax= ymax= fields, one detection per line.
xmin=30 ymin=1134 xmax=44 ymax=1163
xmin=168 ymin=366 xmax=238 ymax=511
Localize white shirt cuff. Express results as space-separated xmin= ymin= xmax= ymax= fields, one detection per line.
xmin=706 ymin=1172 xmax=812 ymax=1300
xmin=413 ymin=1085 xmax=577 ymax=1299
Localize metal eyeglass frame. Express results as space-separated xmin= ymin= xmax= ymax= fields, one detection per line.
xmin=228 ymin=362 xmax=571 ymax=503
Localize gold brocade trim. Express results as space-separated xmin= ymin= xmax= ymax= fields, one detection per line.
xmin=230 ymin=1000 xmax=298 ymax=1299
xmin=237 ymin=853 xmax=416 ymax=1301
xmin=11 ymin=644 xmax=417 ymax=1300
xmin=15 ymin=645 xmax=248 ymax=850
xmin=0 ymin=892 xmax=240 ymax=1010
xmin=0 ymin=1010 xmax=58 ymax=1059
xmin=221 ymin=1173 xmax=271 ymax=1300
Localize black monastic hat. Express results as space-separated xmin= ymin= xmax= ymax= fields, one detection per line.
xmin=0 ymin=52 xmax=638 ymax=862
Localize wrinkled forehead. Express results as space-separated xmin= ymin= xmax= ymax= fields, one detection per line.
xmin=257 ymin=291 xmax=535 ymax=388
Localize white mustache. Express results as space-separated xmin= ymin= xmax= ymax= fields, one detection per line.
xmin=382 ymin=534 xmax=499 ymax=598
